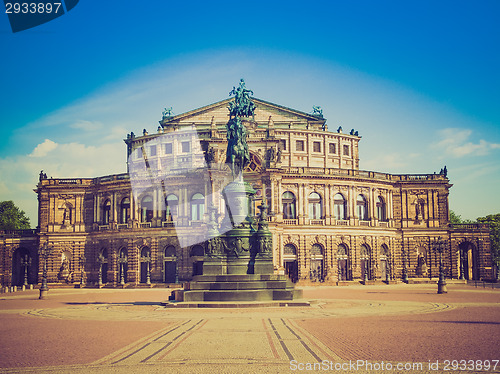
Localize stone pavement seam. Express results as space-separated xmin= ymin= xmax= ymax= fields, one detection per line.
xmin=92 ymin=319 xmax=188 ymax=365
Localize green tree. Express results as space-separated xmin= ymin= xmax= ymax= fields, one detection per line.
xmin=0 ymin=201 xmax=31 ymax=230
xmin=449 ymin=210 xmax=475 ymax=224
xmin=477 ymin=214 xmax=500 ymax=267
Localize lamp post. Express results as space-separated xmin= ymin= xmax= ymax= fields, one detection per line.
xmin=118 ymin=253 xmax=127 ymax=286
xmin=38 ymin=242 xmax=50 ymax=299
xmin=432 ymin=237 xmax=448 ymax=294
xmin=402 ymin=246 xmax=409 ymax=283
xmin=140 ymin=252 xmax=151 ymax=285
xmin=20 ymin=254 xmax=31 ymax=287
xmin=96 ymin=253 xmax=105 ymax=287
xmin=79 ymin=255 xmax=86 ymax=287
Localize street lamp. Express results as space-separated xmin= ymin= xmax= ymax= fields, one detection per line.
xmin=96 ymin=253 xmax=106 ymax=287
xmin=140 ymin=252 xmax=151 ymax=285
xmin=79 ymin=255 xmax=86 ymax=287
xmin=20 ymin=254 xmax=31 ymax=287
xmin=38 ymin=242 xmax=50 ymax=299
xmin=118 ymin=253 xmax=127 ymax=286
xmin=402 ymin=246 xmax=409 ymax=283
xmin=432 ymin=237 xmax=448 ymax=294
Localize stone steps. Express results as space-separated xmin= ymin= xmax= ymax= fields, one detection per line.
xmin=182 ymin=274 xmax=302 ymax=302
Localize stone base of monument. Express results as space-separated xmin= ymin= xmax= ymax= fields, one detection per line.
xmin=202 ymin=257 xmax=274 ymax=276
xmin=164 ymin=274 xmax=308 ymax=307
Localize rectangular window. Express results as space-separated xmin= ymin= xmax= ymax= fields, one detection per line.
xmin=280 ymin=139 xmax=287 ymax=151
xmin=181 ymin=141 xmax=190 ymax=153
xmin=329 ymin=143 xmax=336 ymax=154
xmin=149 ymin=145 xmax=157 ymax=157
xmin=136 ymin=147 xmax=143 ymax=159
xmin=313 ymin=141 xmax=321 ymax=153
xmin=343 ymin=145 xmax=350 ymax=156
xmin=296 ymin=140 xmax=304 ymax=152
xmin=165 ymin=143 xmax=173 ymax=154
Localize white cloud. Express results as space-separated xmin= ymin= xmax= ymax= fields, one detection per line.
xmin=69 ymin=120 xmax=103 ymax=132
xmin=434 ymin=128 xmax=500 ymax=158
xmin=0 ymin=139 xmax=124 ymax=226
xmin=28 ymin=139 xmax=58 ymax=157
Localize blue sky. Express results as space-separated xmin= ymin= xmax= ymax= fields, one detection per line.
xmin=1 ymin=0 xmax=499 ymax=225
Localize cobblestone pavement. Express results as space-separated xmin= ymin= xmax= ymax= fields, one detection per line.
xmin=0 ymin=283 xmax=499 ymax=373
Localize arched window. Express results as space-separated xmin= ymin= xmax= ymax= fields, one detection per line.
xmin=376 ymin=196 xmax=386 ymax=221
xmin=311 ymin=243 xmax=323 ymax=255
xmin=102 ymin=200 xmax=111 ymax=225
xmin=334 ymin=193 xmax=346 ymax=220
xmin=284 ymin=244 xmax=297 ymax=256
xmin=164 ymin=194 xmax=178 ymax=221
xmin=120 ymin=197 xmax=130 ymax=224
xmin=338 ymin=244 xmax=348 ymax=257
xmin=191 ymin=193 xmax=205 ymax=221
xmin=164 ymin=245 xmax=176 ymax=258
xmin=308 ymin=192 xmax=322 ymax=219
xmin=357 ymin=195 xmax=368 ymax=221
xmin=282 ymin=191 xmax=296 ymax=219
xmin=141 ymin=195 xmax=153 ymax=222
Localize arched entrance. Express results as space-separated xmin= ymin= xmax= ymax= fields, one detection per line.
xmin=310 ymin=244 xmax=324 ymax=282
xmin=283 ymin=244 xmax=298 ymax=283
xmin=190 ymin=245 xmax=204 ymax=276
xmin=164 ymin=245 xmax=177 ymax=283
xmin=11 ymin=248 xmax=31 ymax=286
xmin=360 ymin=244 xmax=371 ymax=280
xmin=337 ymin=244 xmax=350 ymax=281
xmin=459 ymin=241 xmax=479 ymax=280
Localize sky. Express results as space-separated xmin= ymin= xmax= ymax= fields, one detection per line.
xmin=0 ymin=0 xmax=499 ymax=226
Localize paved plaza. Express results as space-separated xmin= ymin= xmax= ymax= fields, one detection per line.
xmin=0 ymin=283 xmax=499 ymax=373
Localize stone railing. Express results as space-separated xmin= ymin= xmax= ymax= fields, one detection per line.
xmin=282 ymin=167 xmax=448 ymax=182
xmin=0 ymin=229 xmax=38 ymax=237
xmin=310 ymin=219 xmax=325 ymax=225
xmin=450 ymin=223 xmax=489 ymax=231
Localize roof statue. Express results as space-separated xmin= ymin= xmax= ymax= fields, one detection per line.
xmin=312 ymin=105 xmax=323 ymax=117
xmin=226 ymin=79 xmax=254 ymax=177
xmin=162 ymin=107 xmax=173 ymax=119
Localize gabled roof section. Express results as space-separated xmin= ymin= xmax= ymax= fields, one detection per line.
xmin=160 ymin=97 xmax=325 ymax=127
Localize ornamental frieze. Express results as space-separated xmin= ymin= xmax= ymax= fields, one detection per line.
xmin=409 ymin=189 xmax=426 ymax=195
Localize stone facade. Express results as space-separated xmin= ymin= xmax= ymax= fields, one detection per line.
xmin=0 ymin=98 xmax=496 ymax=287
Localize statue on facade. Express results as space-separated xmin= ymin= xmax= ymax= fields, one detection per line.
xmin=39 ymin=170 xmax=47 ymax=181
xmin=226 ymin=79 xmax=255 ymax=177
xmin=162 ymin=107 xmax=173 ymax=119
xmin=439 ymin=166 xmax=448 ymax=177
xmin=312 ymin=105 xmax=323 ymax=117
